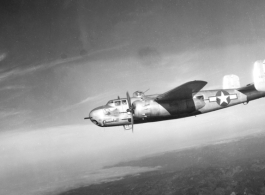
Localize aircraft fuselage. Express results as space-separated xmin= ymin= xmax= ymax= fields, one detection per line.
xmin=88 ymin=84 xmax=265 ymax=128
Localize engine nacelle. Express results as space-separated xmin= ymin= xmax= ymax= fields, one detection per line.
xmin=133 ymin=100 xmax=160 ymax=118
xmin=133 ymin=100 xmax=145 ymax=118
xmin=253 ymin=60 xmax=265 ymax=91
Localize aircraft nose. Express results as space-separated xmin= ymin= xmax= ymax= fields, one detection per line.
xmin=89 ymin=109 xmax=95 ymax=119
xmin=89 ymin=107 xmax=104 ymax=126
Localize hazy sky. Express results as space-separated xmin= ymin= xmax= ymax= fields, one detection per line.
xmin=1 ymin=0 xmax=265 ymax=194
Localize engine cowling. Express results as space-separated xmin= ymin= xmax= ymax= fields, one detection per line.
xmin=133 ymin=100 xmax=146 ymax=118
xmin=133 ymin=99 xmax=161 ymax=118
xmin=253 ymin=60 xmax=265 ymax=91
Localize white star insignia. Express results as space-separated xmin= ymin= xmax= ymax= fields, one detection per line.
xmin=217 ymin=91 xmax=229 ymax=105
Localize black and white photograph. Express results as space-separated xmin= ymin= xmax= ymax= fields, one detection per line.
xmin=1 ymin=0 xmax=265 ymax=195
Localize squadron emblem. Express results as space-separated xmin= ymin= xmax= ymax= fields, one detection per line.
xmin=209 ymin=90 xmax=238 ymax=107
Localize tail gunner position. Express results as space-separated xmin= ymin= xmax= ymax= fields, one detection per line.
xmin=85 ymin=60 xmax=265 ymax=131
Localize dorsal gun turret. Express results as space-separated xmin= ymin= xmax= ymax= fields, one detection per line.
xmin=133 ymin=91 xmax=145 ymax=98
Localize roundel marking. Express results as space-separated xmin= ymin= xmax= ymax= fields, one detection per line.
xmin=216 ymin=90 xmax=231 ymax=107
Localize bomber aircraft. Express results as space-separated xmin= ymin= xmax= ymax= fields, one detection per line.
xmin=85 ymin=60 xmax=265 ymax=132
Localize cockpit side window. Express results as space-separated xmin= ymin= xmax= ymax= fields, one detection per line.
xmin=114 ymin=100 xmax=121 ymax=106
xmin=106 ymin=100 xmax=114 ymax=106
xmin=121 ymin=100 xmax=127 ymax=105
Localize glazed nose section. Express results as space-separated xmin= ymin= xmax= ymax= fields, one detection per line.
xmin=89 ymin=108 xmax=104 ymax=126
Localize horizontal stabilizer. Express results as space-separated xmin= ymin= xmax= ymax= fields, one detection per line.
xmin=253 ymin=60 xmax=265 ymax=91
xmin=223 ymin=75 xmax=240 ymax=89
xmin=156 ymin=80 xmax=207 ymax=102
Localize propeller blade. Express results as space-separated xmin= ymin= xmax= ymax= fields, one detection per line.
xmin=126 ymin=92 xmax=132 ymax=108
xmin=131 ymin=114 xmax=134 ymax=133
xmin=126 ymin=92 xmax=134 ymax=132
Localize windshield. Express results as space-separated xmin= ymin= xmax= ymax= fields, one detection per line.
xmin=106 ymin=100 xmax=114 ymax=106
xmin=106 ymin=99 xmax=127 ymax=106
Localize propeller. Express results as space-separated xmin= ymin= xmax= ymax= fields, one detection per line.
xmin=126 ymin=92 xmax=134 ymax=132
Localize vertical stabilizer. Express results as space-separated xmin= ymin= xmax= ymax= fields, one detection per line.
xmin=223 ymin=74 xmax=240 ymax=89
xmin=253 ymin=60 xmax=265 ymax=91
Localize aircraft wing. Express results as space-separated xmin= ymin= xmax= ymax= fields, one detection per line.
xmin=155 ymin=80 xmax=207 ymax=102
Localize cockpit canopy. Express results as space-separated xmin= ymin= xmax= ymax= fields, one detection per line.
xmin=133 ymin=91 xmax=144 ymax=98
xmin=106 ymin=92 xmax=144 ymax=107
xmin=106 ymin=99 xmax=128 ymax=106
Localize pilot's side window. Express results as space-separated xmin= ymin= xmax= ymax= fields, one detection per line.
xmin=122 ymin=100 xmax=127 ymax=105
xmin=114 ymin=101 xmax=121 ymax=106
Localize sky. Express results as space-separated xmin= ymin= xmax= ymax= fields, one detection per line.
xmin=1 ymin=0 xmax=265 ymax=194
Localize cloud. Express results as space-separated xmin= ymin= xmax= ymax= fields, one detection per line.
xmin=0 ymin=43 xmax=128 ymax=84
xmin=0 ymin=124 xmax=168 ymax=195
xmin=0 ymin=117 xmax=263 ymax=195
xmin=29 ymin=92 xmax=116 ymax=129
xmin=138 ymin=46 xmax=163 ymax=67
xmin=0 ymin=110 xmax=29 ymax=119
xmin=55 ymin=92 xmax=112 ymax=114
xmin=0 ymin=85 xmax=26 ymax=91
xmin=76 ymin=91 xmax=115 ymax=105
xmin=0 ymin=52 xmax=7 ymax=62
xmin=0 ymin=57 xmax=79 ymax=83
xmin=0 ymin=68 xmax=17 ymax=82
